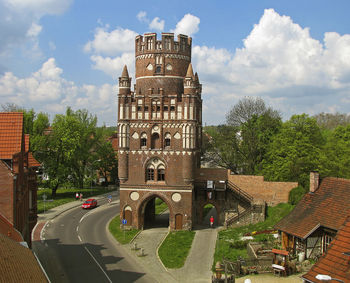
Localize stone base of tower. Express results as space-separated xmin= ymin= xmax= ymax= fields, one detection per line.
xmin=119 ymin=186 xmax=193 ymax=231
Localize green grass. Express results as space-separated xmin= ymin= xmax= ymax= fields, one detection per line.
xmin=37 ymin=186 xmax=114 ymax=213
xmin=109 ymin=215 xmax=140 ymax=245
xmin=155 ymin=198 xmax=168 ymax=215
xmin=212 ymin=203 xmax=294 ymax=269
xmin=158 ymin=230 xmax=196 ymax=268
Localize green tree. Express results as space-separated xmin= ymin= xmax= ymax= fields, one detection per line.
xmin=260 ymin=114 xmax=324 ymax=188
xmin=319 ymin=125 xmax=350 ymax=179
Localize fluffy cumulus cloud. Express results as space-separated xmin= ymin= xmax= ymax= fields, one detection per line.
xmin=191 ymin=9 xmax=350 ymax=124
xmin=84 ymin=25 xmax=137 ymax=78
xmin=136 ymin=11 xmax=164 ymax=31
xmin=0 ymin=58 xmax=117 ymax=125
xmin=171 ymin=14 xmax=200 ymax=37
xmin=0 ymin=0 xmax=72 ymax=58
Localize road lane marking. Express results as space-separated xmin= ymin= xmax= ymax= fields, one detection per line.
xmin=84 ymin=247 xmax=112 ymax=283
xmin=78 ymin=235 xmax=82 ymax=242
xmin=76 ymin=226 xmax=79 ymax=233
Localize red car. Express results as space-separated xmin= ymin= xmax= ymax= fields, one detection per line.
xmin=82 ymin=198 xmax=97 ymax=209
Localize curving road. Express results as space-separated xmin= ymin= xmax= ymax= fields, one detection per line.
xmin=33 ymin=198 xmax=155 ymax=283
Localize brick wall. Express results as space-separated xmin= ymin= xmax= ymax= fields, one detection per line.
xmin=228 ymin=174 xmax=298 ymax=206
xmin=0 ymin=161 xmax=14 ymax=223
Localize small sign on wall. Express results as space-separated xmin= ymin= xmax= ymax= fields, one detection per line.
xmin=207 ymin=180 xmax=213 ymax=189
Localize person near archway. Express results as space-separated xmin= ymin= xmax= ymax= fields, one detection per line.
xmin=210 ymin=215 xmax=214 ymax=228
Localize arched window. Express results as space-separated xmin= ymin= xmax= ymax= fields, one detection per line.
xmin=146 ymin=164 xmax=154 ymax=181
xmin=164 ymin=133 xmax=171 ymax=148
xmin=157 ymin=164 xmax=165 ymax=181
xmin=145 ymin=158 xmax=166 ymax=182
xmin=140 ymin=132 xmax=147 ymax=148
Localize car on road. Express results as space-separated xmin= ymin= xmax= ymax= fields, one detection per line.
xmin=82 ymin=198 xmax=97 ymax=209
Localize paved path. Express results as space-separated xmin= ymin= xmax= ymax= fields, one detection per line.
xmin=168 ymin=227 xmax=217 ymax=283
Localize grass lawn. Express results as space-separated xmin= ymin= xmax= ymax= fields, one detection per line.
xmin=158 ymin=230 xmax=196 ymax=269
xmin=212 ymin=203 xmax=294 ymax=269
xmin=109 ymin=215 xmax=140 ymax=245
xmin=37 ymin=186 xmax=114 ymax=213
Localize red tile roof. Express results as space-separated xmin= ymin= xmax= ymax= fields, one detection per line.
xmin=25 ymin=134 xmax=41 ymax=167
xmin=275 ymin=177 xmax=350 ymax=239
xmin=0 ymin=214 xmax=23 ymax=242
xmin=0 ymin=233 xmax=48 ymax=282
xmin=302 ymin=216 xmax=350 ymax=283
xmin=0 ymin=112 xmax=23 ymax=160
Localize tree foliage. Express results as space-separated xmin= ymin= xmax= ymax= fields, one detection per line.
xmin=259 ymin=114 xmax=324 ymax=188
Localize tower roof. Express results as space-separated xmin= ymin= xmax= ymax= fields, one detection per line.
xmin=121 ymin=65 xmax=129 ymax=78
xmin=185 ymin=63 xmax=195 ymax=79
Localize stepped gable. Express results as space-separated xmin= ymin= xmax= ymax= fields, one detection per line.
xmin=302 ymin=216 xmax=350 ymax=283
xmin=275 ymin=177 xmax=350 ymax=239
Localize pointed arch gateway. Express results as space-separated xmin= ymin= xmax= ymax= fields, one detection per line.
xmin=137 ymin=193 xmax=172 ymax=229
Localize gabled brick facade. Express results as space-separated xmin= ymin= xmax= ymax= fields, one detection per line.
xmin=0 ymin=113 xmax=38 ymax=247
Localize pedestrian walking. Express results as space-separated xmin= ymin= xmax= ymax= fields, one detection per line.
xmin=210 ymin=215 xmax=214 ymax=228
xmin=79 ymin=193 xmax=83 ymax=201
xmin=108 ymin=194 xmax=112 ymax=204
xmin=75 ymin=192 xmax=79 ymax=200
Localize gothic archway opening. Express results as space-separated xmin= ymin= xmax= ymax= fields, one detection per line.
xmin=201 ymin=203 xmax=218 ymax=227
xmin=143 ymin=196 xmax=169 ymax=229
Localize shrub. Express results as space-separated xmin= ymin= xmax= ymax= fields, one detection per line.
xmin=288 ymin=186 xmax=305 ymax=205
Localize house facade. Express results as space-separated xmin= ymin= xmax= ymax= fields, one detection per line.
xmin=275 ymin=172 xmax=350 ymax=260
xmin=0 ymin=112 xmax=38 ymax=247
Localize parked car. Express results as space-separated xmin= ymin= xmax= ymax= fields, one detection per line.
xmin=82 ymin=198 xmax=97 ymax=209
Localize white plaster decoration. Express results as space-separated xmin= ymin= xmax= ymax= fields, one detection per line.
xmin=132 ymin=132 xmax=139 ymax=139
xmin=120 ymin=105 xmax=124 ymax=119
xmin=147 ymin=63 xmax=153 ymax=70
xmin=172 ymin=193 xmax=182 ymax=202
xmin=171 ymin=99 xmax=175 ymax=105
xmin=130 ymin=192 xmax=140 ymax=201
xmin=138 ymin=99 xmax=143 ymax=104
xmin=176 ymin=151 xmax=180 ymax=155
xmin=131 ymin=151 xmax=136 ymax=154
xmin=136 ymin=75 xmax=184 ymax=80
xmin=174 ymin=132 xmax=181 ymax=139
xmin=125 ymin=205 xmax=132 ymax=211
xmin=166 ymin=64 xmax=173 ymax=70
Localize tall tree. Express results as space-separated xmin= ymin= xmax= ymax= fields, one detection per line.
xmin=260 ymin=114 xmax=324 ymax=188
xmin=226 ymin=96 xmax=280 ymax=127
xmin=319 ymin=124 xmax=350 ymax=179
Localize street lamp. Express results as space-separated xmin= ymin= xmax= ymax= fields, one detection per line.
xmin=316 ymin=274 xmax=344 ymax=282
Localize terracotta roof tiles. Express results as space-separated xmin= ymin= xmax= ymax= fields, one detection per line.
xmin=0 ymin=112 xmax=23 ymax=160
xmin=0 ymin=233 xmax=48 ymax=282
xmin=302 ymin=216 xmax=350 ymax=283
xmin=275 ymin=177 xmax=350 ymax=239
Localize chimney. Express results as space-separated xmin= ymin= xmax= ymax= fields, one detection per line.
xmin=310 ymin=171 xmax=319 ymax=193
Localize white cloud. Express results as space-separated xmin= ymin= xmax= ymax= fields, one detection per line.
xmin=137 ymin=11 xmax=147 ymax=23
xmin=0 ymin=58 xmax=117 ymax=125
xmin=149 ymin=17 xmax=164 ymax=31
xmin=136 ymin=11 xmax=164 ymax=32
xmin=84 ymin=26 xmax=137 ymax=56
xmin=0 ymin=0 xmax=72 ymax=57
xmin=90 ymin=53 xmax=134 ymax=79
xmin=171 ymin=14 xmax=200 ymax=36
xmin=191 ymin=8 xmax=350 ymax=124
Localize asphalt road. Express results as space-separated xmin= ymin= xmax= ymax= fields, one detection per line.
xmin=33 ymin=199 xmax=155 ymax=283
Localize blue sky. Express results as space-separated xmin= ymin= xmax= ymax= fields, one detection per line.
xmin=1 ymin=0 xmax=350 ymax=126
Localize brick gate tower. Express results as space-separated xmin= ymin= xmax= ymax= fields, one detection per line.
xmin=118 ymin=33 xmax=202 ymax=230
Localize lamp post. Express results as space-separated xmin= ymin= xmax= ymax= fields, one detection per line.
xmin=316 ymin=274 xmax=345 ymax=283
